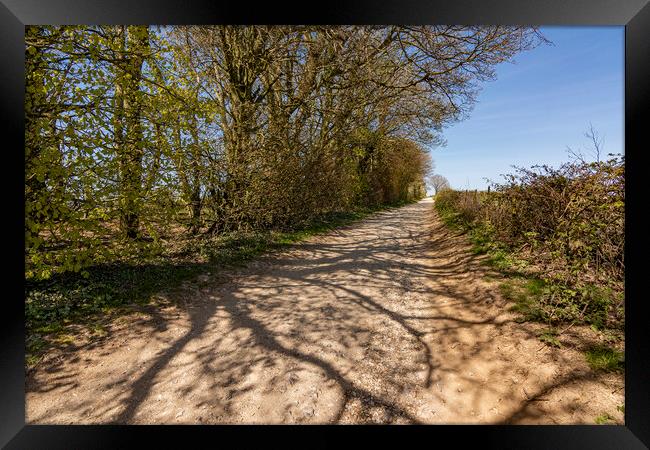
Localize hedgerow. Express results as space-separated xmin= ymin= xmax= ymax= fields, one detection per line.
xmin=434 ymin=155 xmax=624 ymax=330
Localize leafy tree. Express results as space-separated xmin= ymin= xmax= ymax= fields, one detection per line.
xmin=25 ymin=25 xmax=545 ymax=279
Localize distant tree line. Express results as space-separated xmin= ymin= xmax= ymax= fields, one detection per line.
xmin=25 ymin=25 xmax=543 ymax=279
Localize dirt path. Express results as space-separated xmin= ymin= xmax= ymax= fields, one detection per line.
xmin=26 ymin=198 xmax=623 ymax=424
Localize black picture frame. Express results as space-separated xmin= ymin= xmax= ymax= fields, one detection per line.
xmin=2 ymin=1 xmax=648 ymax=448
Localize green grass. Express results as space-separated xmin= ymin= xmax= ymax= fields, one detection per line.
xmin=594 ymin=405 xmax=624 ymax=425
xmin=585 ymin=344 xmax=624 ymax=373
xmin=25 ymin=201 xmax=410 ymax=367
xmin=434 ymin=206 xmax=466 ymax=232
xmin=594 ymin=412 xmax=615 ymax=425
xmin=500 ymin=278 xmax=548 ymax=323
xmin=435 ymin=200 xmax=527 ymax=274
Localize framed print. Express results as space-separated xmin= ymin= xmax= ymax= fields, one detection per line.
xmin=2 ymin=0 xmax=648 ymax=448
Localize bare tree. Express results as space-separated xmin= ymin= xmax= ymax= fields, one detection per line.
xmin=567 ymin=122 xmax=605 ymax=165
xmin=428 ymin=174 xmax=451 ymax=195
xmin=585 ymin=122 xmax=604 ymax=164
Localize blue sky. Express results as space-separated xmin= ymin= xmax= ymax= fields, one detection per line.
xmin=430 ymin=26 xmax=624 ymax=191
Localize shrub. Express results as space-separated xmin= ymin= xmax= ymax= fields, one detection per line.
xmin=486 ymin=156 xmax=624 ymax=290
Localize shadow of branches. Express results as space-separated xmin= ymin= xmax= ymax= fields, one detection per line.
xmin=26 ymin=200 xmax=622 ymax=424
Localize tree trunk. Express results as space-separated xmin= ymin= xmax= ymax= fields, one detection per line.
xmin=115 ymin=25 xmax=150 ymax=240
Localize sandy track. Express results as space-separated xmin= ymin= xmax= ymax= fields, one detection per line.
xmin=26 ymin=198 xmax=623 ymax=424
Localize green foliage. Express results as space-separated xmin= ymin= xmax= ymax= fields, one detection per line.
xmin=585 ymin=344 xmax=624 ymax=372
xmin=25 ymin=25 xmax=170 ymax=280
xmin=25 ymin=26 xmax=448 ymax=281
xmin=350 ymin=132 xmax=430 ymax=207
xmin=537 ymin=328 xmax=561 ymax=348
